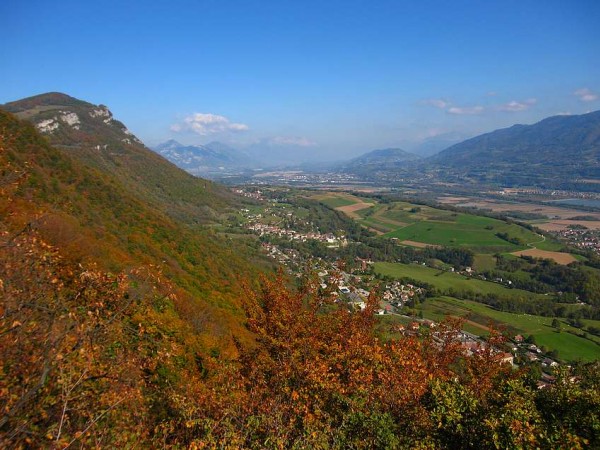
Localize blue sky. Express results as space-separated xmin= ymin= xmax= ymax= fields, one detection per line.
xmin=1 ymin=0 xmax=599 ymax=160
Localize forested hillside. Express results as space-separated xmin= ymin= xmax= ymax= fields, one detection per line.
xmin=0 ymin=106 xmax=262 ymax=371
xmin=1 ymin=92 xmax=236 ymax=224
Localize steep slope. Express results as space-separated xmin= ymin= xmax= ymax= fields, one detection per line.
xmin=1 ymin=92 xmax=236 ymax=223
xmin=0 ymin=108 xmax=277 ymax=446
xmin=153 ymin=139 xmax=256 ymax=177
xmin=430 ymin=110 xmax=600 ymax=188
xmin=0 ymin=108 xmax=264 ymax=350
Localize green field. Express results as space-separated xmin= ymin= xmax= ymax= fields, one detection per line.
xmin=473 ymin=254 xmax=497 ymax=271
xmin=418 ymin=296 xmax=600 ymax=362
xmin=384 ymin=214 xmax=541 ymax=251
xmin=349 ymin=200 xmax=563 ymax=253
xmin=309 ymin=192 xmax=373 ymax=210
xmin=375 ymin=262 xmax=548 ymax=300
xmin=317 ymin=196 xmax=359 ymax=208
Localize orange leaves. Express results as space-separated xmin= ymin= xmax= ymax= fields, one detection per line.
xmin=228 ymin=273 xmax=467 ymax=444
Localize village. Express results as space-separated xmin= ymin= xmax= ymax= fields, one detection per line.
xmin=262 ymin=235 xmax=562 ymax=381
xmin=552 ymin=226 xmax=600 ymax=255
xmin=235 ymin=187 xmax=564 ymax=386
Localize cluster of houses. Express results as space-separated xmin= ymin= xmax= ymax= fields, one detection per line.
xmin=381 ymin=281 xmax=424 ymax=306
xmin=496 ymin=187 xmax=600 ymax=200
xmin=261 ymin=242 xmax=302 ymax=271
xmin=243 ymin=171 xmax=360 ymax=186
xmin=554 ymin=227 xmax=600 ymax=255
xmin=394 ymin=322 xmax=515 ymax=366
xmin=248 ymin=222 xmax=346 ymax=247
xmin=239 ymin=200 xmax=348 ymax=248
xmin=231 ymin=188 xmax=265 ymax=200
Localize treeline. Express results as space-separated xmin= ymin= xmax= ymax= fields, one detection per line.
xmin=296 ymin=197 xmax=373 ymax=241
xmin=263 ymin=232 xmax=474 ymax=271
xmin=293 ymin=199 xmax=475 ymax=268
xmin=489 ymin=255 xmax=600 ymax=307
xmin=495 ymin=231 xmax=524 ymax=246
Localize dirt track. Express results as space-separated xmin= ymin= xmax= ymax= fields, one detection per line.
xmin=400 ymin=240 xmax=441 ymax=249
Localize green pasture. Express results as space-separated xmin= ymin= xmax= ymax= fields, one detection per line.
xmin=310 ymin=192 xmax=373 ymax=209
xmin=351 ymin=201 xmax=564 ymax=254
xmin=417 ymin=296 xmax=600 ymax=362
xmin=318 ymin=196 xmax=358 ymax=208
xmin=375 ymin=262 xmax=548 ymax=300
xmin=473 ymin=254 xmax=497 ymax=271
xmin=384 ymin=216 xmax=542 ymax=251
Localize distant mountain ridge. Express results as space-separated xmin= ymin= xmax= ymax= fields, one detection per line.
xmin=337 ymin=147 xmax=420 ymax=177
xmin=348 ymin=148 xmax=420 ymax=164
xmin=409 ymin=131 xmax=469 ymax=157
xmin=335 ymin=111 xmax=600 ymax=190
xmin=152 ymin=139 xmax=257 ymax=176
xmin=429 ymin=110 xmax=600 ymax=188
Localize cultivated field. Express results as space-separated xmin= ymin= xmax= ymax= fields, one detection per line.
xmin=400 ymin=240 xmax=440 ymax=248
xmin=536 ymin=220 xmax=600 ymax=232
xmin=310 ymin=192 xmax=375 ymax=217
xmin=372 ymin=204 xmax=550 ymax=252
xmin=438 ymin=195 xmax=600 ymax=231
xmin=314 ymin=192 xmax=568 ymax=257
xmin=512 ymin=248 xmax=577 ymax=265
xmin=336 ymin=201 xmax=375 ymax=218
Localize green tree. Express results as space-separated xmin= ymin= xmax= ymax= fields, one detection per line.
xmin=552 ymin=318 xmax=562 ymax=332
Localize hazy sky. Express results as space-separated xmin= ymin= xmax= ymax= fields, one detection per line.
xmin=1 ymin=0 xmax=599 ymax=160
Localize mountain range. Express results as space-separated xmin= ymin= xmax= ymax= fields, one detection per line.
xmin=153 ymin=109 xmax=600 ymax=190
xmin=334 ymin=110 xmax=600 ymax=190
xmin=153 ymin=139 xmax=257 ymax=176
xmin=336 ymin=148 xmax=420 ymax=177
xmin=429 ymin=110 xmax=600 ymax=188
xmin=408 ymin=131 xmax=469 ymax=157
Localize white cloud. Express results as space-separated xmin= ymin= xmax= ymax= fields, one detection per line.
xmin=497 ymin=98 xmax=537 ymax=112
xmin=447 ymin=105 xmax=484 ymax=115
xmin=269 ymin=136 xmax=316 ymax=147
xmin=574 ymin=88 xmax=598 ymax=102
xmin=171 ymin=113 xmax=249 ymax=135
xmin=421 ymin=98 xmax=450 ymax=109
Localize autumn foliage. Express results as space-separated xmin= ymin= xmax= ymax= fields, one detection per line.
xmin=1 ymin=110 xmax=600 ymax=448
